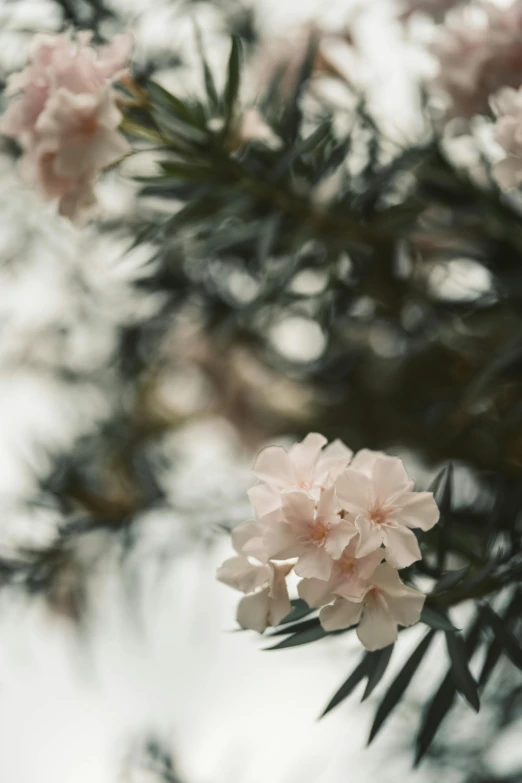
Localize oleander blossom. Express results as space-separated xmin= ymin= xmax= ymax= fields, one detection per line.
xmin=217 ymin=434 xmax=440 ymax=649
xmin=320 ymin=564 xmax=426 ymax=650
xmin=430 ymin=1 xmax=522 ymax=120
xmin=490 ymin=86 xmax=522 ymax=189
xmin=0 ymin=30 xmax=133 ymax=223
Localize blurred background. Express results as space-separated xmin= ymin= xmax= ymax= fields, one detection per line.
xmin=0 ymin=1 xmax=520 ymax=783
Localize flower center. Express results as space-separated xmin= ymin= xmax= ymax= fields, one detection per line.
xmin=336 ymin=554 xmax=355 ymax=576
xmin=308 ymin=518 xmax=328 ymax=544
xmin=82 ymin=116 xmax=98 ymax=135
xmin=369 ymin=504 xmax=388 ymax=525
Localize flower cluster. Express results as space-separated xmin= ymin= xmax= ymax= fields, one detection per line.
xmin=217 ymin=434 xmax=439 ymax=651
xmin=0 ymin=30 xmax=133 ymax=223
xmin=430 ymin=1 xmax=522 ymax=119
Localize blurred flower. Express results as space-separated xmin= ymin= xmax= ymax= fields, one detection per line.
xmin=0 ymin=30 xmax=133 ymax=223
xmin=399 ymin=0 xmax=465 ymax=22
xmin=491 ymin=86 xmax=522 ymax=189
xmin=335 ymin=452 xmax=439 ymax=569
xmin=430 ymin=1 xmax=522 ymax=119
xmin=319 ymin=563 xmax=426 ymax=650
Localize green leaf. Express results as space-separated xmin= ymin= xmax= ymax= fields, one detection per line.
xmin=147 ymin=82 xmax=205 ymax=129
xmin=414 ymin=673 xmax=456 ymax=766
xmin=320 ymin=655 xmax=370 ymax=717
xmin=478 ymin=594 xmax=520 ymax=687
xmin=429 ymin=463 xmax=454 ymax=511
xmin=369 ymin=631 xmax=436 ymax=744
xmin=362 ymin=645 xmax=394 ymax=701
xmin=445 ymin=631 xmax=480 ymax=711
xmin=265 ymin=620 xmax=329 ymax=650
xmin=429 ymin=463 xmax=453 ymax=570
xmin=432 ymin=567 xmax=469 ymax=595
xmin=224 ymin=37 xmax=242 ymax=128
xmin=281 ymin=34 xmax=318 ymax=143
xmin=193 ymin=23 xmax=220 ymax=112
xmin=421 ymin=605 xmax=459 ymax=632
xmin=268 ymin=616 xmax=320 ymax=637
xmin=414 ymin=614 xmax=482 ymax=765
xmin=277 ymin=598 xmax=315 ymax=626
xmin=481 ymin=603 xmax=522 ymax=672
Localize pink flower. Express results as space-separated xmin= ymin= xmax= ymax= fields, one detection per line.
xmin=248 ymin=433 xmax=352 ymax=522
xmin=265 ymin=486 xmax=357 ymax=580
xmin=490 ymin=86 xmax=522 ymax=189
xmin=335 ymin=454 xmax=439 ymax=569
xmin=430 ymin=1 xmax=522 ymax=119
xmin=217 ymin=554 xmax=292 ymax=633
xmin=35 ymin=88 xmax=129 ymax=178
xmin=320 ymin=563 xmax=426 ymax=650
xmin=0 ymin=30 xmax=133 ymax=223
xmin=297 ymin=537 xmax=384 ymax=608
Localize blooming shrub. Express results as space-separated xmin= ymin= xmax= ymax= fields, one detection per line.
xmin=217 ymin=434 xmax=439 ymax=651
xmin=0 ymin=30 xmax=133 ymax=223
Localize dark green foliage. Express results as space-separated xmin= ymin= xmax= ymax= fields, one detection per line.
xmin=368 ymin=631 xmax=436 ymax=743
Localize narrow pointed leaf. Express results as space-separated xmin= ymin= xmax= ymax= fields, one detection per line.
xmin=224 ymin=37 xmax=241 ymax=127
xmin=265 ymin=621 xmax=328 ymax=650
xmin=421 ymin=605 xmax=459 ymax=632
xmin=415 ymin=614 xmax=482 ymax=765
xmin=362 ymin=645 xmax=394 ymax=701
xmin=321 ymin=654 xmax=370 ymax=717
xmin=268 ymin=616 xmax=321 ymax=637
xmin=429 ymin=463 xmax=454 ymax=510
xmin=369 ymin=630 xmax=435 ymax=744
xmin=481 ymin=603 xmax=522 ymax=671
xmin=445 ymin=631 xmax=480 ymax=711
xmin=414 ymin=673 xmax=456 ymax=766
xmin=433 ymin=567 xmax=469 ymax=595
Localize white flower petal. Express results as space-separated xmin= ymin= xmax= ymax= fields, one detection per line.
xmin=350 ymin=448 xmax=384 ymax=475
xmin=317 ymin=485 xmax=338 ymax=519
xmin=236 ymin=590 xmax=271 ymax=632
xmin=386 ymin=587 xmax=425 ymax=628
xmin=231 ymin=521 xmax=264 ymax=555
xmin=253 ymin=445 xmax=294 ymax=487
xmin=371 ymin=455 xmax=411 ymax=503
xmin=324 ymin=519 xmax=358 ymax=559
xmin=316 ymin=439 xmax=353 ymax=482
xmin=247 ymin=482 xmax=282 ymax=522
xmin=335 ymin=468 xmax=372 ymax=515
xmin=281 ymin=490 xmax=315 ymax=528
xmin=294 ymin=547 xmax=333 ymax=580
xmin=216 ymin=556 xmax=270 ymax=593
xmin=383 ymin=524 xmax=422 ymax=568
xmin=268 ymin=564 xmax=292 ymax=626
xmin=354 ymin=515 xmax=384 ymax=557
xmin=298 ymin=577 xmax=335 ymax=608
xmin=320 ymin=597 xmax=363 ymax=631
xmin=392 ymin=491 xmax=440 ymax=531
xmin=264 ymin=521 xmax=298 ymax=560
xmin=357 ymin=594 xmax=398 ymax=651
xmin=289 ymin=432 xmax=327 ymax=485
